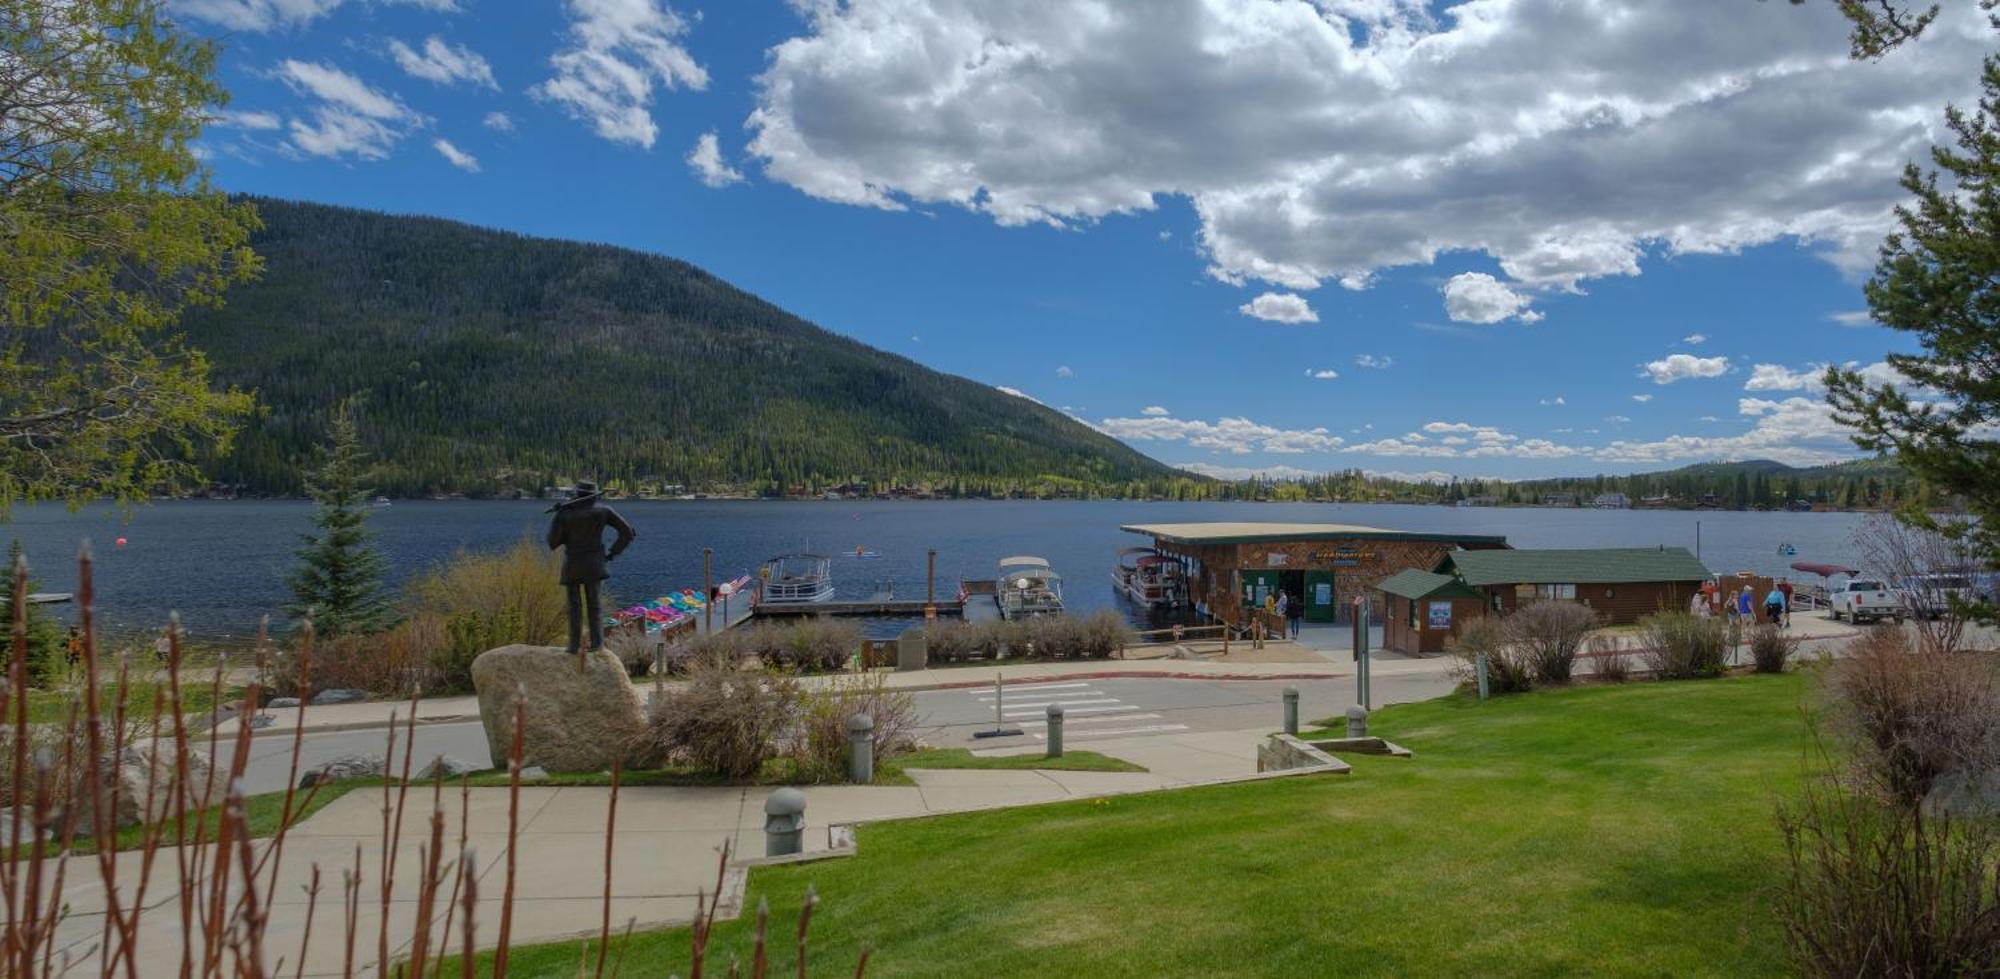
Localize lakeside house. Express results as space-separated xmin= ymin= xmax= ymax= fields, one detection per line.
xmin=1375 ymin=546 xmax=1713 ymax=653
xmin=1593 ymin=492 xmax=1630 ymax=509
xmin=1120 ymin=522 xmax=1510 ymax=628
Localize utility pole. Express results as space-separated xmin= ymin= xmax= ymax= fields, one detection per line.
xmin=703 ymin=547 xmax=714 ymax=632
xmin=925 ymin=548 xmax=937 ymax=621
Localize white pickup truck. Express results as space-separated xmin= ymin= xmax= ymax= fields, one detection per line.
xmin=1829 ymin=577 xmax=1905 ymax=624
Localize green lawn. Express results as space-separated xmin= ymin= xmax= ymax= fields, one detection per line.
xmin=476 ymin=672 xmax=1817 ymax=978
xmin=450 ymin=748 xmax=1144 ymax=789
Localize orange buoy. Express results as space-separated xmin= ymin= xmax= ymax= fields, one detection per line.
xmin=115 ymin=537 xmax=127 ymax=547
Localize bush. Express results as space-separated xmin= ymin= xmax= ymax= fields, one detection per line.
xmin=792 ymin=672 xmax=919 ymax=783
xmin=921 ymin=620 xmax=981 ymax=663
xmin=1589 ymin=634 xmax=1630 ymax=683
xmin=1747 ymin=624 xmax=1798 ymax=675
xmin=917 ymin=614 xmax=1129 ymax=664
xmin=604 ymin=626 xmax=657 ymax=678
xmin=638 ymin=652 xmax=799 ymax=778
xmin=274 ymin=618 xmax=437 ymax=698
xmin=1448 ymin=617 xmax=1532 ymax=694
xmin=1637 ymin=611 xmax=1730 ymax=679
xmin=1504 ymin=601 xmax=1600 ymax=684
xmin=750 ymin=619 xmax=861 ymax=673
xmin=1825 ymin=628 xmax=2000 ymax=806
xmin=408 ymin=539 xmax=568 ymax=648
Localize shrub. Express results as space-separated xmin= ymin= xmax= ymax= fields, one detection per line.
xmin=1825 ymin=628 xmax=2000 ymax=806
xmin=750 ymin=619 xmax=861 ymax=673
xmin=604 ymin=626 xmax=657 ymax=678
xmin=408 ymin=538 xmax=568 ymax=648
xmin=1504 ymin=601 xmax=1600 ymax=684
xmin=1778 ymin=742 xmax=2000 ymax=977
xmin=791 ymin=672 xmax=919 ymax=783
xmin=921 ymin=620 xmax=981 ymax=663
xmin=1589 ymin=634 xmax=1630 ymax=683
xmin=1747 ymin=624 xmax=1798 ymax=675
xmin=638 ymin=652 xmax=800 ymax=778
xmin=1637 ymin=611 xmax=1730 ymax=679
xmin=1448 ymin=616 xmax=1532 ymax=694
xmin=273 ymin=618 xmax=437 ymax=698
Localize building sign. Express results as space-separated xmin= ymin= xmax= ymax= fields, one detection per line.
xmin=1314 ymin=582 xmax=1333 ymax=605
xmin=1310 ymin=547 xmax=1375 ymax=567
xmin=1266 ymin=552 xmax=1289 ymax=567
xmin=1427 ymin=601 xmax=1453 ymax=631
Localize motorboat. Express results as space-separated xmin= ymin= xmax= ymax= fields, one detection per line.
xmin=997 ymin=556 xmax=1065 ymax=620
xmin=1113 ymin=547 xmax=1187 ymax=608
xmin=759 ymin=553 xmax=835 ymax=605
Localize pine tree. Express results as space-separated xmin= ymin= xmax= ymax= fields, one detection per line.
xmin=3 ymin=540 xmax=68 ymax=687
xmin=286 ymin=401 xmax=392 ymax=635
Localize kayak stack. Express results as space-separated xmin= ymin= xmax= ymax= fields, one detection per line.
xmin=613 ymin=589 xmax=709 ymax=633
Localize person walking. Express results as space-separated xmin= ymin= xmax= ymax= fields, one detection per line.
xmin=1776 ymin=577 xmax=1795 ymax=626
xmin=1690 ymin=589 xmax=1710 ymax=618
xmin=1285 ymin=591 xmax=1304 ymax=638
xmin=1735 ymin=585 xmax=1755 ymax=622
xmin=1764 ymin=586 xmax=1787 ymax=627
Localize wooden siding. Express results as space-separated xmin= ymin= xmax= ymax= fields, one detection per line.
xmin=1383 ymin=593 xmax=1489 ymax=654
xmin=1155 ymin=536 xmax=1505 ymax=627
xmin=1477 ymin=579 xmax=1702 ymax=626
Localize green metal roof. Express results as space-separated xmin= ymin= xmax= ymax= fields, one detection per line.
xmin=1120 ymin=522 xmax=1509 ymax=547
xmin=1374 ymin=569 xmax=1482 ymax=601
xmin=1440 ymin=547 xmax=1711 ymax=586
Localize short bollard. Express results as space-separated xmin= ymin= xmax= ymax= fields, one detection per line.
xmin=1046 ymin=703 xmax=1065 ymax=759
xmin=1346 ymin=705 xmax=1369 ymax=738
xmin=1282 ymin=686 xmax=1300 ymax=736
xmin=764 ymin=787 xmax=806 ymax=857
xmin=847 ymin=713 xmax=874 ymax=784
xmin=1476 ymin=652 xmax=1491 ymax=702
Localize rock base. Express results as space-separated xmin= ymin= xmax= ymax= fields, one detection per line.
xmin=470 ymin=645 xmax=652 ymax=772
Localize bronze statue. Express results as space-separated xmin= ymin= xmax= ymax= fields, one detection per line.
xmin=545 ymin=481 xmax=635 ymax=653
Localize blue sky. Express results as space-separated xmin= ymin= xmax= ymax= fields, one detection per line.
xmin=179 ymin=0 xmax=1985 ymax=480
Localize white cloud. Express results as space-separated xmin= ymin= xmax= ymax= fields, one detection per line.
xmin=1306 ymin=369 xmax=1339 ymax=379
xmin=1642 ymin=353 xmax=1731 ymax=385
xmin=1098 ymin=413 xmax=1343 ymax=455
xmin=1682 ymin=333 xmax=1706 ymax=345
xmin=1353 ymin=354 xmax=1393 ymax=369
xmin=686 ymin=131 xmax=745 ymax=187
xmin=1595 ymin=396 xmax=1859 ymax=467
xmin=535 ymin=0 xmax=709 ymax=148
xmin=743 ymin=1 xmax=1979 ymax=294
xmin=171 ymin=0 xmax=455 ymax=32
xmin=1441 ymin=273 xmax=1539 ymax=324
xmin=388 ymin=36 xmax=496 ymax=89
xmin=1829 ymin=310 xmax=1876 ymax=327
xmin=1238 ymin=292 xmax=1318 ymax=324
xmin=1141 ymin=406 xmax=1170 ymax=417
xmin=1631 ymin=393 xmax=1653 ymax=403
xmin=1539 ymin=396 xmax=1566 ymax=406
xmin=213 ymin=109 xmax=283 ymax=130
xmin=483 ymin=111 xmax=515 ymax=133
xmin=1054 ymin=365 xmax=1076 ymax=379
xmin=1744 ymin=363 xmax=1823 ymax=392
xmin=431 ymin=138 xmax=479 ymax=172
xmin=1698 ymin=415 xmax=1720 ymax=422
xmin=273 ymin=60 xmax=425 ymax=160
xmin=1605 ymin=415 xmax=1632 ymax=424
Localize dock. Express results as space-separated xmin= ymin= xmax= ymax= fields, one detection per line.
xmin=753 ymin=598 xmax=964 ymax=618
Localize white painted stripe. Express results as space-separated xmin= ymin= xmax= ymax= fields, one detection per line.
xmin=1063 ymin=724 xmax=1191 ymax=739
xmin=1002 ymin=704 xmax=1135 ymax=717
xmin=973 ymin=689 xmax=1104 ymax=701
xmin=990 ymin=698 xmax=1120 ymax=709
xmin=1016 ymin=713 xmax=1161 ymax=728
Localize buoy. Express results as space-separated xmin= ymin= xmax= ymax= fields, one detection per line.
xmin=115 ymin=537 xmax=127 ymax=547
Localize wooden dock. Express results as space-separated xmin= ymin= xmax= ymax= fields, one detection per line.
xmin=752 ymin=598 xmax=964 ymax=618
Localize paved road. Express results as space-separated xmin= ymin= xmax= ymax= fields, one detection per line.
xmin=236 ymin=671 xmax=1458 ymax=792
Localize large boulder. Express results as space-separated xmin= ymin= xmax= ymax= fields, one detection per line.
xmin=470 ymin=645 xmax=652 ymax=772
xmin=76 ymin=743 xmax=229 ymax=837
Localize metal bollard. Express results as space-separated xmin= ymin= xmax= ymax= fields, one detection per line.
xmin=1346 ymin=704 xmax=1369 ymax=738
xmin=847 ymin=713 xmax=874 ymax=784
xmin=1476 ymin=651 xmax=1490 ymax=701
xmin=1046 ymin=703 xmax=1065 ymax=758
xmin=763 ymin=788 xmax=806 ymax=857
xmin=1357 ymin=645 xmax=1372 ymax=710
xmin=1282 ymin=686 xmax=1299 ymax=736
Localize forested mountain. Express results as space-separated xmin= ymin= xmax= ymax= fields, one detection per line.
xmin=1216 ymin=458 xmax=1920 ymax=510
xmin=182 ymin=198 xmax=1192 ymax=498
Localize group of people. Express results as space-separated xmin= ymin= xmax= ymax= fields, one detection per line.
xmin=1262 ymin=590 xmax=1305 ymax=638
xmin=1691 ymin=577 xmax=1793 ymax=627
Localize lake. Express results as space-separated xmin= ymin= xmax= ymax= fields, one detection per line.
xmin=1 ymin=499 xmax=1873 ymax=642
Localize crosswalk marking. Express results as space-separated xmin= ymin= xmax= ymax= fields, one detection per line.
xmin=1056 ymin=724 xmax=1190 ymax=740
xmin=965 ymin=684 xmax=1189 ymax=743
xmin=1003 ymin=704 xmax=1137 ymax=717
xmin=973 ymin=690 xmax=1106 ymax=700
xmin=1016 ymin=712 xmax=1161 ymax=728
xmin=989 ymin=697 xmax=1120 ymax=709
xmin=979 ymin=681 xmax=1092 ymax=693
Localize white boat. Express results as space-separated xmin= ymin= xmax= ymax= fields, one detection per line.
xmin=759 ymin=554 xmax=835 ymax=605
xmin=997 ymin=555 xmax=1065 ymax=619
xmin=1113 ymin=547 xmax=1187 ymax=608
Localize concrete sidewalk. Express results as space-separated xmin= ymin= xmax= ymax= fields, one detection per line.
xmin=48 ymin=733 xmax=1313 ymax=976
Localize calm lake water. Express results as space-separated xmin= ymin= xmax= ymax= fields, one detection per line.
xmin=2 ymin=499 xmax=1873 ymax=642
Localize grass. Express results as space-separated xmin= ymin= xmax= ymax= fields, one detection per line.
xmin=18 ymin=676 xmax=239 ymax=724
xmin=475 ymin=672 xmax=1817 ymax=978
xmin=884 ymin=747 xmax=1144 ymax=778
xmin=14 ymin=779 xmax=366 ymax=859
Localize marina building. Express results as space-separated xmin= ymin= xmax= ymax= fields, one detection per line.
xmin=1119 ymin=522 xmax=1510 ymax=627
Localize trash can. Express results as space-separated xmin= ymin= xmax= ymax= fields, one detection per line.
xmin=897 ymin=627 xmax=928 ymax=672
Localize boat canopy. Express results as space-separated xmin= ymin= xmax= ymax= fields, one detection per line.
xmin=998 ymin=555 xmax=1051 ymax=569
xmin=1790 ymin=561 xmax=1860 ymax=578
xmin=1116 ymin=547 xmax=1156 ymax=558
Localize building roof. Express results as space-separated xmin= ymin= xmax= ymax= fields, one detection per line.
xmin=1375 ymin=569 xmax=1482 ymax=601
xmin=1121 ymin=522 xmax=1509 ymax=546
xmin=1440 ymin=547 xmax=1711 ymax=586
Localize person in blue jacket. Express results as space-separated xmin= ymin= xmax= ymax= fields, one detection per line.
xmin=1763 ymin=587 xmax=1787 ymax=627
xmin=1735 ymin=585 xmax=1755 ymax=621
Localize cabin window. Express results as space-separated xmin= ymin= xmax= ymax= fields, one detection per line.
xmin=1535 ymin=583 xmax=1578 ymax=600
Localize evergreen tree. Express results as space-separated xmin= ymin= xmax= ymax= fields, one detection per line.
xmin=3 ymin=540 xmax=68 ymax=687
xmin=286 ymin=401 xmax=391 ymax=635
